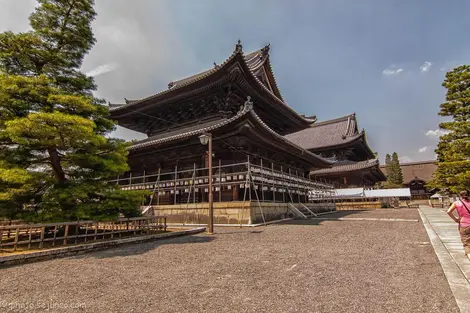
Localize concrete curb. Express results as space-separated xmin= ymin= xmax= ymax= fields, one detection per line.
xmin=0 ymin=227 xmax=206 ymax=267
xmin=309 ymin=217 xmax=419 ymax=222
xmin=418 ymin=208 xmax=470 ymax=312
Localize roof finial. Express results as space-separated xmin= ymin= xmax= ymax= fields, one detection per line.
xmin=261 ymin=43 xmax=270 ymax=57
xmin=235 ymin=39 xmax=243 ymax=52
xmin=168 ymin=81 xmax=174 ymax=89
xmin=124 ymin=98 xmax=129 ymax=104
xmin=245 ymin=95 xmax=253 ymax=108
xmin=213 ymin=62 xmax=219 ymax=69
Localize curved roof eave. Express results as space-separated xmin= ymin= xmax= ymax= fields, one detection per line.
xmin=129 ymin=99 xmax=333 ymax=168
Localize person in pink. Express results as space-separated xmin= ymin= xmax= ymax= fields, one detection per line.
xmin=447 ymin=190 xmax=470 ymax=261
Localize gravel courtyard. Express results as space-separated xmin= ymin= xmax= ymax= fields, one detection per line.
xmin=0 ymin=209 xmax=459 ymax=313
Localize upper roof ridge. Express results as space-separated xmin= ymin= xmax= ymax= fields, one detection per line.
xmin=310 ymin=113 xmax=356 ymax=128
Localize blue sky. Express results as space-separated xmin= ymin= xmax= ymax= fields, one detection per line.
xmin=2 ymin=0 xmax=469 ymax=163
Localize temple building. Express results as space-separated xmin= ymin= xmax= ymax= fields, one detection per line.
xmin=380 ymin=160 xmax=437 ymax=199
xmin=109 ymin=41 xmax=337 ymax=224
xmin=285 ymin=114 xmax=386 ymax=187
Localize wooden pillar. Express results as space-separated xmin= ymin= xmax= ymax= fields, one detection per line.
xmin=232 ymin=186 xmax=239 ymax=201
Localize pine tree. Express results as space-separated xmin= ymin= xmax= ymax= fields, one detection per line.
xmin=385 ymin=154 xmax=393 ymax=181
xmin=429 ymin=66 xmax=470 ymax=193
xmin=391 ymin=152 xmax=403 ymax=185
xmin=381 ymin=152 xmax=403 ymax=188
xmin=0 ymin=0 xmax=148 ymax=221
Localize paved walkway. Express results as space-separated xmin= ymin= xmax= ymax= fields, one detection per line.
xmin=419 ymin=206 xmax=470 ymax=313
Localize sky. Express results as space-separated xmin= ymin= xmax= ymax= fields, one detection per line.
xmin=1 ymin=0 xmax=469 ymax=164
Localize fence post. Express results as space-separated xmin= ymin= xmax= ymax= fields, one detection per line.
xmin=13 ymin=227 xmax=19 ymax=251
xmin=84 ymin=223 xmax=89 ymax=243
xmin=75 ymin=221 xmax=80 ymax=244
xmin=64 ymin=224 xmax=69 ymax=245
xmin=52 ymin=225 xmax=58 ymax=247
xmin=94 ymin=222 xmax=98 ymax=241
xmin=28 ymin=227 xmax=33 ymax=249
xmin=39 ymin=226 xmax=45 ymax=249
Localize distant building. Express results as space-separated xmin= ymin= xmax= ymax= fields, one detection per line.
xmin=285 ymin=114 xmax=386 ymax=188
xmin=380 ymin=160 xmax=437 ymax=199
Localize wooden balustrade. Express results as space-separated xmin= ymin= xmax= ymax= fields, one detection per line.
xmin=0 ymin=216 xmax=167 ymax=253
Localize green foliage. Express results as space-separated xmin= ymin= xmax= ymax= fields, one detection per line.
xmin=429 ymin=65 xmax=470 ymax=193
xmin=381 ymin=152 xmax=403 ymax=188
xmin=0 ymin=0 xmax=146 ymax=222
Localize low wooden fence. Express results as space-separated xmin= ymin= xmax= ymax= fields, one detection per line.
xmin=0 ymin=216 xmax=167 ymax=253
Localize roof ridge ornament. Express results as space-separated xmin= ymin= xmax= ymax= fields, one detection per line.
xmin=261 ymin=43 xmax=270 ymax=57
xmin=213 ymin=62 xmax=220 ymax=69
xmin=235 ymin=39 xmax=243 ymax=52
xmin=168 ymin=81 xmax=174 ymax=89
xmin=240 ymin=96 xmax=253 ymax=112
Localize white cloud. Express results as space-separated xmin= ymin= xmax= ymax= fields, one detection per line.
xmin=425 ymin=129 xmax=450 ymax=138
xmin=418 ymin=146 xmax=428 ymax=153
xmin=85 ymin=63 xmax=118 ymax=77
xmin=399 ymin=156 xmax=413 ymax=163
xmin=420 ymin=61 xmax=432 ymax=72
xmin=382 ymin=68 xmax=404 ymax=76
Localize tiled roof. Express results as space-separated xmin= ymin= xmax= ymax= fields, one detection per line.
xmin=380 ymin=160 xmax=437 ymax=184
xmin=310 ymin=159 xmax=380 ymax=175
xmin=109 ymin=41 xmax=314 ymax=124
xmin=129 ymin=98 xmax=335 ymax=167
xmin=284 ymin=114 xmax=361 ymax=150
xmin=169 ymin=48 xmax=269 ymax=89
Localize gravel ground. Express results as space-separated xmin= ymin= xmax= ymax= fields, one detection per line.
xmin=0 ymin=209 xmax=459 ymax=313
xmin=331 ymin=208 xmax=421 ymax=220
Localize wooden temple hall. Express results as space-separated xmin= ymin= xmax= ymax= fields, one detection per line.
xmin=109 ymin=41 xmax=383 ymax=224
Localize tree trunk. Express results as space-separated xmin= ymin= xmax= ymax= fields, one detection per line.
xmin=47 ymin=148 xmax=66 ymax=182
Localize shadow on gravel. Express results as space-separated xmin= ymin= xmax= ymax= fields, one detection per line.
xmin=73 ymin=234 xmax=215 ymax=260
xmin=277 ymin=210 xmax=371 ymax=226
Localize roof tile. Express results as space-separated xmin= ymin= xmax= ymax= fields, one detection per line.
xmin=284 ymin=114 xmax=360 ymax=150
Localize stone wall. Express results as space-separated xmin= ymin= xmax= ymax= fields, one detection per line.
xmin=148 ymin=201 xmax=337 ymax=225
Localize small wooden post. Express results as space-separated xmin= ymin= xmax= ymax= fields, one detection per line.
xmin=64 ymin=224 xmax=69 ymax=245
xmin=27 ymin=227 xmax=33 ymax=249
xmin=52 ymin=225 xmax=58 ymax=247
xmin=174 ymin=165 xmax=178 ymax=205
xmin=111 ymin=222 xmax=114 ymax=239
xmin=94 ymin=222 xmax=98 ymax=241
xmin=74 ymin=221 xmax=79 ymax=244
xmin=119 ymin=221 xmax=123 ymax=237
xmin=84 ymin=223 xmax=89 ymax=243
xmin=39 ymin=226 xmax=45 ymax=249
xmin=13 ymin=227 xmax=19 ymax=251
